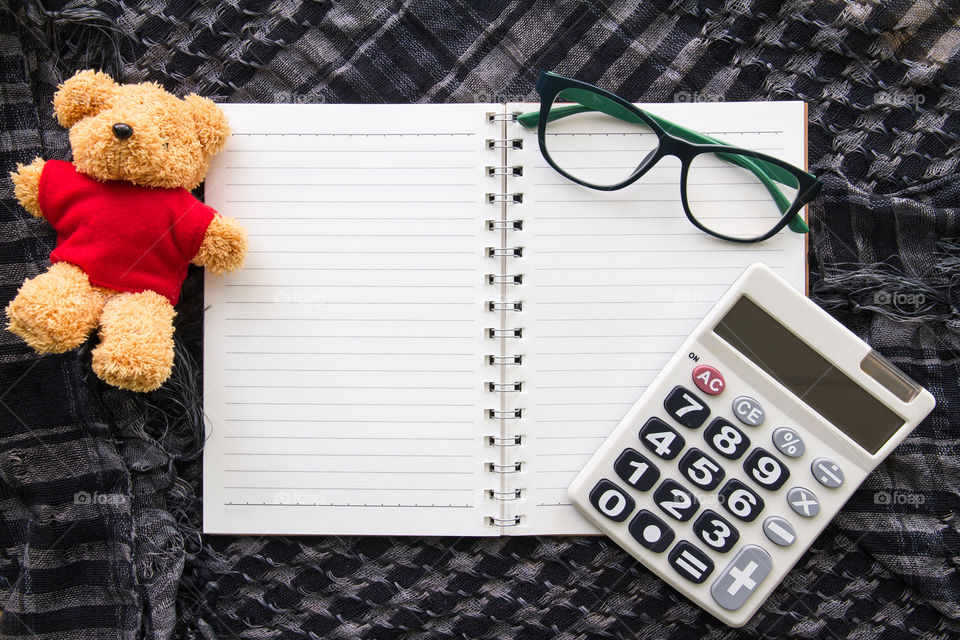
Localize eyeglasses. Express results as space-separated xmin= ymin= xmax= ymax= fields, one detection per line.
xmin=517 ymin=72 xmax=822 ymax=243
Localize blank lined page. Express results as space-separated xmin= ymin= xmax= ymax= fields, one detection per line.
xmin=203 ymin=104 xmax=499 ymax=536
xmin=507 ymin=101 xmax=808 ymax=535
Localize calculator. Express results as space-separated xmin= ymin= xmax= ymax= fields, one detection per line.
xmin=567 ymin=262 xmax=936 ymax=627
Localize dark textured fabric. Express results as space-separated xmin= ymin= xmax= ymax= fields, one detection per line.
xmin=1 ymin=1 xmax=959 ymax=639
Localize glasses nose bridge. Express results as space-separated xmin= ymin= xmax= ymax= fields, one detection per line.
xmin=654 ymin=133 xmax=691 ymax=163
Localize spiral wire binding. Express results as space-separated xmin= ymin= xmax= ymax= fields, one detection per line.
xmin=486 ymin=165 xmax=523 ymax=176
xmin=486 ymin=138 xmax=523 ymax=149
xmin=485 ymin=106 xmax=525 ymax=529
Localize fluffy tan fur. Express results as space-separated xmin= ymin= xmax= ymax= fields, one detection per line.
xmin=91 ymin=291 xmax=176 ymax=392
xmin=5 ymin=70 xmax=246 ymax=392
xmin=192 ymin=215 xmax=249 ymax=275
xmin=11 ymin=158 xmax=45 ymax=219
xmin=5 ymin=262 xmax=110 ymax=353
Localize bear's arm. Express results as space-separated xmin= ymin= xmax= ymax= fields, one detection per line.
xmin=9 ymin=158 xmax=47 ymax=219
xmin=191 ymin=214 xmax=248 ymax=275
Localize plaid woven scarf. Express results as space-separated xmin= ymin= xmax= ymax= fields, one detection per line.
xmin=1 ymin=1 xmax=958 ymax=638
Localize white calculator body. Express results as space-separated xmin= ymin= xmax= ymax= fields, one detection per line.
xmin=568 ymin=262 xmax=936 ymax=627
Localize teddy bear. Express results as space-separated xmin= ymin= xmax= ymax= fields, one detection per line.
xmin=6 ymin=69 xmax=247 ymax=392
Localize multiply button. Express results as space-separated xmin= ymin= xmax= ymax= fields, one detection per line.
xmin=811 ymin=458 xmax=844 ymax=488
xmin=710 ymin=545 xmax=772 ymax=611
xmin=787 ymin=487 xmax=819 ymax=518
xmin=732 ymin=396 xmax=765 ymax=426
xmin=692 ymin=365 xmax=725 ymax=395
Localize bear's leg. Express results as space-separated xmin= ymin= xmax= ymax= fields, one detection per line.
xmin=91 ymin=291 xmax=176 ymax=392
xmin=6 ymin=262 xmax=109 ymax=353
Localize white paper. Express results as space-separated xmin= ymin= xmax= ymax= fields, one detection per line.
xmin=506 ymin=101 xmax=808 ymax=535
xmin=203 ymin=104 xmax=500 ymax=536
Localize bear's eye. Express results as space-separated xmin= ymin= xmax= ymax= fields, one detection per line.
xmin=163 ymin=141 xmax=169 ymax=149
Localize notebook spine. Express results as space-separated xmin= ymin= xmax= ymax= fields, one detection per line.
xmin=484 ymin=109 xmax=525 ymax=531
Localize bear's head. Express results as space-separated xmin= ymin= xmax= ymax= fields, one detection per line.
xmin=53 ymin=70 xmax=230 ymax=190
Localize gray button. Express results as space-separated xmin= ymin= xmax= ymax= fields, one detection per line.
xmin=762 ymin=516 xmax=797 ymax=546
xmin=732 ymin=396 xmax=765 ymax=426
xmin=710 ymin=545 xmax=772 ymax=611
xmin=772 ymin=427 xmax=804 ymax=458
xmin=787 ymin=487 xmax=819 ymax=518
xmin=811 ymin=457 xmax=844 ymax=488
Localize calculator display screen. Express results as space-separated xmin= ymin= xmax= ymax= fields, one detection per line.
xmin=714 ymin=296 xmax=903 ymax=454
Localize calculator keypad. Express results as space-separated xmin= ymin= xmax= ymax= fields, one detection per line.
xmin=664 ymin=386 xmax=711 ymax=428
xmin=640 ymin=418 xmax=685 ymax=460
xmin=710 ymin=545 xmax=772 ymax=611
xmin=693 ymin=510 xmax=739 ymax=553
xmin=786 ymin=487 xmax=819 ymax=518
xmin=669 ymin=541 xmax=714 ymax=584
xmin=692 ymin=365 xmax=726 ymax=395
xmin=614 ymin=449 xmax=660 ymax=491
xmin=589 ymin=479 xmax=635 ymax=522
xmin=678 ymin=448 xmax=725 ymax=490
xmin=811 ymin=458 xmax=844 ymax=488
xmin=629 ymin=509 xmax=675 ymax=552
xmin=762 ymin=516 xmax=796 ymax=547
xmin=718 ymin=479 xmax=764 ymax=522
xmin=570 ymin=353 xmax=880 ymax=625
xmin=653 ymin=479 xmax=700 ymax=522
xmin=731 ymin=395 xmax=765 ymax=426
xmin=703 ymin=418 xmax=750 ymax=460
xmin=772 ymin=427 xmax=804 ymax=458
xmin=742 ymin=448 xmax=790 ymax=491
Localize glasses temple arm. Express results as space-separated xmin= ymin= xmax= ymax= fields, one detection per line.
xmin=517 ymin=105 xmax=812 ymax=234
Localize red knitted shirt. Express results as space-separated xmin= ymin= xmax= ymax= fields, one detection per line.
xmin=38 ymin=159 xmax=216 ymax=305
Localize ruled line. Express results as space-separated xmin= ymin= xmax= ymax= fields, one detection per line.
xmin=225 ymin=435 xmax=475 ymax=440
xmin=224 ymin=452 xmax=474 ymax=457
xmin=224 ymin=503 xmax=473 ymax=508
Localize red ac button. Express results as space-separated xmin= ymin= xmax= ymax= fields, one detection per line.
xmin=692 ymin=365 xmax=725 ymax=395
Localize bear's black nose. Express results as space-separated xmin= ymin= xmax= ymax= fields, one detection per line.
xmin=112 ymin=123 xmax=133 ymax=139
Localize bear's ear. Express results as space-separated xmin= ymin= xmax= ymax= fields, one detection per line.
xmin=53 ymin=70 xmax=118 ymax=128
xmin=185 ymin=94 xmax=231 ymax=156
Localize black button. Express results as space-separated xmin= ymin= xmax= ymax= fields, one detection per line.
xmin=668 ymin=540 xmax=714 ymax=584
xmin=628 ymin=509 xmax=675 ymax=553
xmin=678 ymin=447 xmax=725 ymax=490
xmin=588 ymin=479 xmax=635 ymax=522
xmin=743 ymin=448 xmax=790 ymax=491
xmin=693 ymin=509 xmax=739 ymax=553
xmin=663 ymin=385 xmax=711 ymax=428
xmin=639 ymin=417 xmax=685 ymax=460
xmin=718 ymin=479 xmax=764 ymax=522
xmin=614 ymin=448 xmax=660 ymax=491
xmin=653 ymin=478 xmax=700 ymax=522
xmin=703 ymin=417 xmax=750 ymax=460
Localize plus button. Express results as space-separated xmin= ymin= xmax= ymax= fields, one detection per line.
xmin=711 ymin=545 xmax=772 ymax=612
xmin=726 ymin=560 xmax=759 ymax=596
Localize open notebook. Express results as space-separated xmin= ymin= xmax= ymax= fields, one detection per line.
xmin=202 ymin=101 xmax=808 ymax=536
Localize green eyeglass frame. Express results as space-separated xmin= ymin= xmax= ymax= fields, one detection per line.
xmin=517 ymin=71 xmax=822 ymax=243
